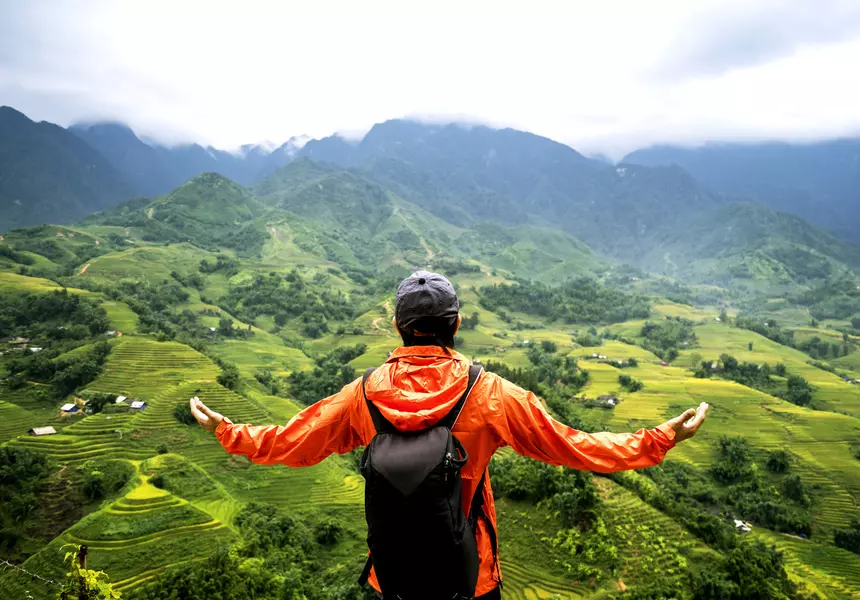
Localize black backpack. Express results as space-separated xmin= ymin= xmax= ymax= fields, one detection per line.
xmin=358 ymin=364 xmax=484 ymax=600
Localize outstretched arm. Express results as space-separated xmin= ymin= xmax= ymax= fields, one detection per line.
xmin=493 ymin=378 xmax=708 ymax=473
xmin=189 ymin=379 xmax=367 ymax=467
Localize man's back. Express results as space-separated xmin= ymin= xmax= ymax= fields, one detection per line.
xmin=212 ymin=344 xmax=680 ymax=597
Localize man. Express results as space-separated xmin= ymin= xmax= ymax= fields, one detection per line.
xmin=191 ymin=271 xmax=709 ymax=599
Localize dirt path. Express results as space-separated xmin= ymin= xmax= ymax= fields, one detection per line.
xmin=371 ymin=301 xmax=394 ymax=330
xmin=420 ymin=237 xmax=434 ymax=262
xmin=80 ymin=263 xmax=90 ymax=275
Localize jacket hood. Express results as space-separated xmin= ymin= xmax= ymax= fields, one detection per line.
xmin=364 ymin=345 xmax=471 ymax=432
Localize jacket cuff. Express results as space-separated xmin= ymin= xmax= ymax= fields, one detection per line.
xmin=215 ymin=417 xmax=233 ymax=439
xmin=655 ymin=422 xmax=677 ymax=448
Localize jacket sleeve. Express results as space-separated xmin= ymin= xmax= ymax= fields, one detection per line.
xmin=214 ymin=378 xmax=367 ymax=467
xmin=491 ymin=376 xmax=676 ymax=472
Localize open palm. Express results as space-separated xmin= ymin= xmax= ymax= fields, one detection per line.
xmin=189 ymin=396 xmax=224 ymax=433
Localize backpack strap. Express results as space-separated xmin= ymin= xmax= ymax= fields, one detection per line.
xmin=362 ymin=367 xmax=397 ymax=434
xmin=362 ymin=364 xmax=483 ymax=434
xmin=436 ymin=364 xmax=483 ymax=431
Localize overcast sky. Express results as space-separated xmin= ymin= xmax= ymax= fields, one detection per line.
xmin=2 ymin=0 xmax=860 ymax=158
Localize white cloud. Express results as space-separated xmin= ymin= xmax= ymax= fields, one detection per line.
xmin=1 ymin=0 xmax=859 ymax=158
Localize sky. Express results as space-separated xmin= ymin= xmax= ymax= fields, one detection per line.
xmin=2 ymin=0 xmax=860 ymax=158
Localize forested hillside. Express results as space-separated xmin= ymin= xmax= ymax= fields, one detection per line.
xmin=1 ymin=156 xmax=859 ymax=600
xmin=624 ymin=139 xmax=860 ymax=242
xmin=2 ymin=107 xmax=860 ymax=600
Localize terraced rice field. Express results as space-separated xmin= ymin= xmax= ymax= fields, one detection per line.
xmin=754 ymin=530 xmax=860 ymax=600
xmin=0 ymin=478 xmax=235 ymax=599
xmin=89 ymin=337 xmax=220 ymax=399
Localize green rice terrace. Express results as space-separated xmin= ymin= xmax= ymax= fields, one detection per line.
xmin=2 ymin=180 xmax=860 ymax=600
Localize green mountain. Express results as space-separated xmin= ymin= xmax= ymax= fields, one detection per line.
xmin=623 ymin=139 xmax=860 ymax=242
xmin=0 ymin=107 xmax=133 ymax=232
xmin=639 ymin=202 xmax=860 ymax=289
xmin=1 ymin=164 xmax=860 ymax=600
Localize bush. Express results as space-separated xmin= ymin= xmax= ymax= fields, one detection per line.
xmin=156 ymin=443 xmax=169 ymax=455
xmin=784 ymin=375 xmax=812 ymax=407
xmin=314 ymin=517 xmax=343 ymax=545
xmin=618 ymin=373 xmax=644 ymax=392
xmin=173 ymin=402 xmax=195 ymax=425
xmin=765 ymin=450 xmax=791 ymax=474
xmin=710 ymin=436 xmax=754 ymax=484
xmin=834 ymin=520 xmax=860 ymax=554
xmin=216 ymin=362 xmax=240 ymax=390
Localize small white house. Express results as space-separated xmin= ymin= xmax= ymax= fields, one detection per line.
xmin=30 ymin=426 xmax=57 ymax=436
xmin=29 ymin=347 xmax=43 ymax=353
xmin=115 ymin=395 xmax=127 ymax=404
xmin=130 ymin=400 xmax=146 ymax=410
xmin=60 ymin=403 xmax=78 ymax=413
xmin=733 ymin=519 xmax=752 ymax=533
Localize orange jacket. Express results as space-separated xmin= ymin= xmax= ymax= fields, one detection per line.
xmin=215 ymin=345 xmax=678 ymax=596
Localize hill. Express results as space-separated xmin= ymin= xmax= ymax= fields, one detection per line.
xmin=638 ymin=202 xmax=860 ymax=289
xmin=623 ymin=139 xmax=860 ymax=242
xmin=0 ymin=107 xmax=133 ymax=232
xmin=72 ymin=122 xmax=271 ymax=193
xmin=293 ymin=120 xmax=719 ymax=263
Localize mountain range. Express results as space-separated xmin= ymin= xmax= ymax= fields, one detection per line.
xmin=2 ymin=104 xmax=860 ymax=291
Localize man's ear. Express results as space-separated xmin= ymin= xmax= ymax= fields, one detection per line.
xmin=454 ymin=314 xmax=462 ymax=335
xmin=392 ymin=317 xmax=401 ymax=336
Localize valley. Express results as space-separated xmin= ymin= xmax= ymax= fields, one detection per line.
xmin=1 ymin=115 xmax=859 ymax=600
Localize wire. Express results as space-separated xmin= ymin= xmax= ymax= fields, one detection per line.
xmin=0 ymin=558 xmax=63 ymax=588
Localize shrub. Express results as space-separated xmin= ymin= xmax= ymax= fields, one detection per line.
xmin=765 ymin=450 xmax=791 ymax=474
xmin=156 ymin=443 xmax=169 ymax=455
xmin=173 ymin=402 xmax=195 ymax=425
xmin=618 ymin=373 xmax=644 ymax=392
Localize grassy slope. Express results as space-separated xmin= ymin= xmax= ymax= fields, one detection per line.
xmin=1 ymin=227 xmax=859 ymax=598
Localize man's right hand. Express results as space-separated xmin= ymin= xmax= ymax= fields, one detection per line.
xmin=189 ymin=396 xmax=224 ymax=433
xmin=666 ymin=402 xmax=710 ymax=443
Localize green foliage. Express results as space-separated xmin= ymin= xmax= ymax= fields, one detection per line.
xmin=765 ymin=450 xmax=791 ymax=474
xmin=0 ymin=447 xmax=50 ymax=550
xmin=7 ymin=340 xmax=111 ymax=399
xmin=784 ymin=375 xmax=813 ymax=407
xmin=735 ymin=316 xmax=796 ymax=347
xmin=216 ymin=362 xmax=240 ymax=390
xmin=199 ymin=253 xmax=238 ymax=275
xmin=76 ymin=459 xmax=134 ymax=502
xmin=490 ymin=454 xmax=601 ymax=529
xmin=618 ymin=373 xmax=644 ymax=392
xmin=220 ymin=270 xmax=358 ymax=338
xmin=795 ymin=278 xmax=860 ymax=320
xmin=0 ymin=289 xmax=110 ymax=341
xmin=172 ymin=402 xmax=195 ymax=425
xmin=288 ymin=345 xmax=366 ymax=405
xmin=479 ymin=278 xmax=650 ymax=325
xmin=460 ymin=311 xmax=480 ymax=330
xmin=834 ymin=520 xmax=860 ymax=554
xmin=58 ymin=544 xmax=121 ymax=599
xmin=691 ymin=540 xmax=816 ymax=600
xmin=640 ymin=318 xmax=696 ymax=362
xmin=131 ymin=502 xmax=367 ymax=600
xmin=710 ymin=436 xmax=755 ymax=485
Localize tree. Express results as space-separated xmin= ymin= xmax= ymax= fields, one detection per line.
xmin=217 ymin=363 xmax=240 ymax=390
xmin=852 ymin=317 xmax=860 ymax=330
xmin=765 ymin=450 xmax=791 ymax=474
xmin=784 ymin=376 xmax=812 ymax=407
xmin=57 ymin=544 xmax=121 ymax=599
xmin=217 ymin=317 xmax=234 ymax=337
xmin=834 ymin=520 xmax=860 ymax=554
xmin=173 ymin=402 xmax=195 ymax=425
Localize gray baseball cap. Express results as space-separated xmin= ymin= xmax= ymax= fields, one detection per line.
xmin=395 ymin=270 xmax=460 ymax=331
